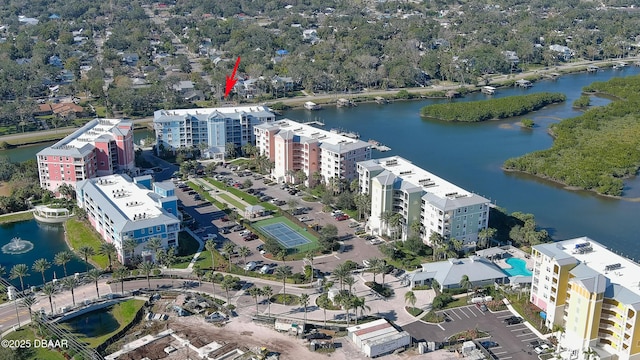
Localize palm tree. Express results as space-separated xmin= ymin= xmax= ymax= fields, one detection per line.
xmin=78 ymin=245 xmax=95 ymax=273
xmin=460 ymin=275 xmax=472 ymax=301
xmin=122 ymin=237 xmax=138 ymax=265
xmin=429 ymin=233 xmax=445 ymax=261
xmin=405 ymin=291 xmax=417 ymax=309
xmin=62 ymin=276 xmax=79 ymax=306
xmin=222 ymin=242 xmax=236 ymax=271
xmin=221 ymin=277 xmax=237 ymax=306
xmin=276 ymin=250 xmax=287 ymax=265
xmin=409 ymin=221 xmax=423 ymax=238
xmin=99 ymin=243 xmax=117 ymax=271
xmin=339 ymin=294 xmax=354 ymax=325
xmin=32 ymin=258 xmax=51 ymax=284
xmin=376 ymin=261 xmax=389 ymax=286
xmin=367 ymin=258 xmax=383 ymax=283
xmin=352 ymin=296 xmax=370 ymax=325
xmin=317 ymin=294 xmax=331 ymax=326
xmin=583 ymin=348 xmax=597 ymax=360
xmin=20 ymin=294 xmax=37 ymax=319
xmin=87 ymin=269 xmax=101 ymax=298
xmin=9 ymin=264 xmax=30 ymax=292
xmin=204 ymin=271 xmax=217 ymax=300
xmin=304 ymin=253 xmax=315 ymax=284
xmin=193 ymin=264 xmax=205 ymax=286
xmin=138 ymin=261 xmax=156 ymax=289
xmin=287 ymin=198 xmax=299 ymax=211
xmin=389 ymin=213 xmax=404 ymax=240
xmin=113 ymin=267 xmax=129 ymax=295
xmin=332 ymin=263 xmax=350 ymax=291
xmin=344 ymin=275 xmax=356 ymax=295
xmin=381 ymin=211 xmax=393 ymax=235
xmin=205 ymin=240 xmax=216 ymax=271
xmin=478 ymin=227 xmax=497 ymax=249
xmin=54 ymin=251 xmax=73 ymax=278
xmin=262 ymin=286 xmax=273 ymax=317
xmin=249 ymin=287 xmax=263 ymax=315
xmin=144 ymin=237 xmax=163 ymax=263
xmin=299 ymin=293 xmax=310 ymax=326
xmin=42 ymin=283 xmax=56 ymax=314
xmin=238 ymin=246 xmax=251 ymax=266
xmin=274 ymin=265 xmax=293 ymax=304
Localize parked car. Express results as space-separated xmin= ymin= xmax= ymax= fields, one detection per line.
xmin=232 ymin=225 xmax=245 ymax=232
xmin=239 ymin=230 xmax=251 ymax=237
xmin=298 ymin=216 xmax=312 ymax=222
xmin=476 ymin=303 xmax=488 ymax=312
xmin=259 ymin=264 xmax=273 ymax=274
xmin=244 ymin=262 xmax=258 ymax=271
xmin=504 ymin=316 xmax=522 ymax=325
xmin=348 ymin=222 xmax=360 ymax=228
xmin=480 ymin=341 xmax=499 ymax=349
xmin=335 ymin=214 xmax=349 ymax=221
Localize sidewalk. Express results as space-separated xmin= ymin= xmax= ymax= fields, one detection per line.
xmin=190 ymin=177 xmax=252 ymax=212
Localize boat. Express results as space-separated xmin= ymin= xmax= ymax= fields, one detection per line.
xmin=515 ymin=79 xmax=533 ymax=88
xmin=481 ymin=86 xmax=497 ymax=95
xmin=368 ymin=139 xmax=391 ymax=152
xmin=304 ymin=101 xmax=321 ymax=110
xmin=374 ymin=96 xmax=389 ymax=104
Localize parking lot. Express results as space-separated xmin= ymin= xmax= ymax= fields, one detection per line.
xmin=402 ymin=305 xmax=541 ymax=359
xmin=174 ymin=164 xmax=385 ymax=276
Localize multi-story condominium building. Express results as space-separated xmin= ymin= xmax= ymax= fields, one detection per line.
xmin=357 ymin=156 xmax=490 ymax=244
xmin=153 ymin=106 xmax=275 ymax=159
xmin=254 ymin=119 xmax=371 ymax=186
xmin=530 ymin=237 xmax=640 ymax=360
xmin=75 ymin=174 xmax=180 ymax=265
xmin=36 ymin=118 xmax=135 ymax=193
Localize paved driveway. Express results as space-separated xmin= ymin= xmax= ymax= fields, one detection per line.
xmin=402 ymin=306 xmax=540 ymax=360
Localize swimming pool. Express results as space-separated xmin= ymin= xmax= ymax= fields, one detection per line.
xmin=503 ymin=257 xmax=533 ymax=277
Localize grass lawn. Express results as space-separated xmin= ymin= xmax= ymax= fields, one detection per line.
xmin=406 ymin=306 xmax=423 ymax=317
xmin=64 ymin=299 xmax=145 ymax=348
xmin=64 ymin=219 xmax=109 ymax=269
xmin=173 ymin=232 xmax=202 ymax=269
xmin=204 ymin=178 xmax=278 ymax=211
xmin=271 ymin=293 xmax=300 ymax=305
xmin=186 ymin=181 xmax=228 ymax=210
xmin=443 ymin=297 xmax=470 ymax=309
xmin=218 ymin=193 xmax=246 ymax=211
xmin=3 ymin=327 xmax=66 ymax=360
xmin=0 ymin=211 xmax=34 ymax=224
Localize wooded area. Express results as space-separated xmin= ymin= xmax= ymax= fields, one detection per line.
xmin=503 ymin=75 xmax=640 ymax=196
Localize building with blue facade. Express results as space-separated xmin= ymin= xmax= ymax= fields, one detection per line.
xmin=75 ymin=174 xmax=181 ymax=264
xmin=153 ymin=106 xmax=275 ymax=160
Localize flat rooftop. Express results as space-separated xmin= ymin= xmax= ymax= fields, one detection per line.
xmin=362 ymin=156 xmax=476 ymax=199
xmin=66 ymin=119 xmax=129 ymax=149
xmin=92 ymin=174 xmax=164 ymax=221
xmin=259 ymin=119 xmax=369 ymax=148
xmin=154 ymin=105 xmax=272 ymax=118
xmin=539 ymin=237 xmax=640 ymax=297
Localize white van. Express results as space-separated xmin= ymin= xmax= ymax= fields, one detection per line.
xmin=244 ymin=261 xmax=258 ymax=271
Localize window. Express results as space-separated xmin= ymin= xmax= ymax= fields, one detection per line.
xmin=156 ymin=226 xmax=161 ymax=232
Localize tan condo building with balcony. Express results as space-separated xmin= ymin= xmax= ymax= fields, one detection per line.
xmin=254 ymin=119 xmax=371 ymax=186
xmin=357 ymin=156 xmax=490 ymax=244
xmin=531 ymin=237 xmax=640 ymax=360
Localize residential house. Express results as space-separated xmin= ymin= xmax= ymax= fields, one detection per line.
xmin=48 ymin=55 xmax=63 ymax=67
xmin=303 ymin=29 xmax=319 ymax=43
xmin=172 ymin=80 xmax=195 ymax=95
xmin=503 ymin=50 xmax=520 ymax=65
xmin=18 ymin=16 xmax=39 ymax=26
xmin=549 ymin=44 xmax=573 ymax=61
xmin=271 ymin=75 xmax=294 ymax=92
xmin=122 ymin=53 xmax=140 ymax=66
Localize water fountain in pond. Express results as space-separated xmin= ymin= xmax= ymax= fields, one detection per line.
xmin=1 ymin=237 xmax=34 ymax=255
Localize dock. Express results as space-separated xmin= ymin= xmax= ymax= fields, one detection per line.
xmin=337 ymin=98 xmax=357 ymax=107
xmin=304 ymin=120 xmax=325 ymax=126
xmin=375 ymin=96 xmax=389 ymax=104
xmin=368 ymin=139 xmax=391 ymax=152
xmin=330 ymin=128 xmax=359 ymax=139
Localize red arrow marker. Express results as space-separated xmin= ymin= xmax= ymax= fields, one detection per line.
xmin=224 ymin=56 xmax=241 ymax=98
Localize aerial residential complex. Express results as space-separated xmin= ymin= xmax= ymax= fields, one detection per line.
xmin=254 ymin=119 xmax=371 ymax=186
xmin=357 ymin=156 xmax=490 ymax=244
xmin=530 ymin=237 xmax=640 ymax=360
xmin=153 ymin=106 xmax=275 ymax=160
xmin=75 ymin=174 xmax=181 ymax=264
xmin=36 ymin=118 xmax=135 ymax=192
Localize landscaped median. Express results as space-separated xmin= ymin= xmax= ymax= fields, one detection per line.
xmin=64 ymin=219 xmax=109 ymax=269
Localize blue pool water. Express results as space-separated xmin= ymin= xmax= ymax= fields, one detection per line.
xmin=503 ymin=258 xmax=533 ymax=277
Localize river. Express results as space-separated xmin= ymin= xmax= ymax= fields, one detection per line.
xmin=284 ymin=66 xmax=640 ymax=261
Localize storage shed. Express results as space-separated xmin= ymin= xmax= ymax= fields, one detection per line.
xmin=347 ymin=319 xmax=411 ymax=358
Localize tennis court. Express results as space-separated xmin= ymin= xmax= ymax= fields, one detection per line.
xmin=253 ymin=217 xmax=318 ymax=251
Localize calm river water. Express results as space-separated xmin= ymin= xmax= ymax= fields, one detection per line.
xmin=285 ymin=66 xmax=640 ymax=260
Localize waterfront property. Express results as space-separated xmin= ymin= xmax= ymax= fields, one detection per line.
xmin=407 ymin=256 xmax=508 ymax=290
xmin=254 ymin=119 xmax=371 ymax=186
xmin=530 ymin=237 xmax=640 ymax=360
xmin=357 ymin=156 xmax=490 ymax=245
xmin=75 ymin=174 xmax=180 ymax=264
xmin=36 ymin=118 xmax=135 ymax=193
xmin=153 ymin=106 xmax=275 ymax=160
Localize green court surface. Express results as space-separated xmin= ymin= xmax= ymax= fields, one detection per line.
xmin=252 ymin=216 xmax=319 ymax=253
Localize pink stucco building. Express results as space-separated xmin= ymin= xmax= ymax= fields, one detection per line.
xmin=37 ymin=119 xmax=135 ymax=193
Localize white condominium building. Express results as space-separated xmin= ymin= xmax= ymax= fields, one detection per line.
xmin=254 ymin=119 xmax=371 ymax=186
xmin=357 ymin=156 xmax=490 ymax=244
xmin=531 ymin=238 xmax=640 ymax=360
xmin=153 ymin=106 xmax=275 ymax=160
